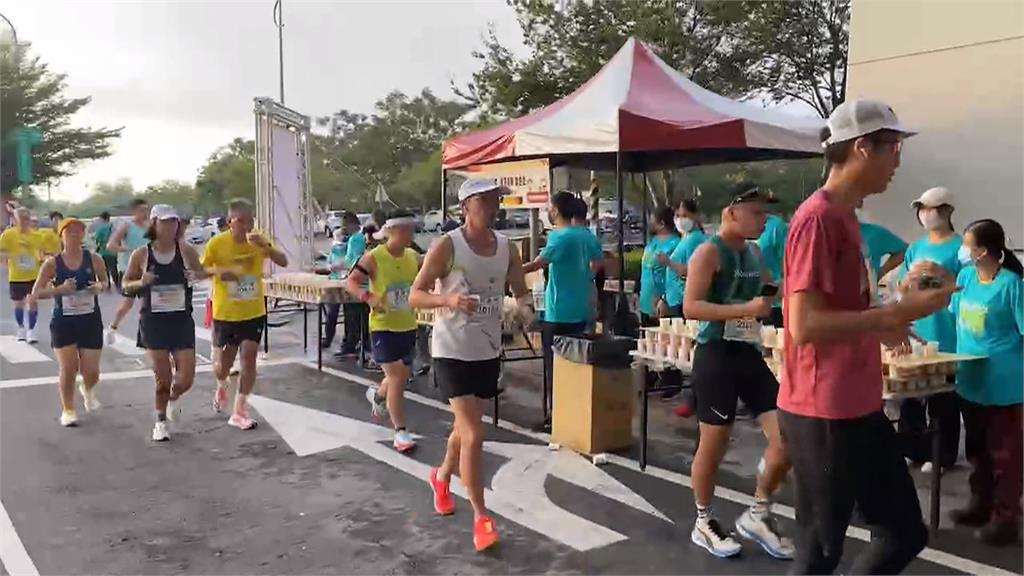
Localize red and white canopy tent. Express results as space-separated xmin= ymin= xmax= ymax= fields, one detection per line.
xmin=441 ymin=37 xmax=824 ymax=331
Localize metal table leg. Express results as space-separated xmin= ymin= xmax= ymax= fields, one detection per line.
xmin=317 ymin=304 xmax=323 ymax=371
xmin=929 ymin=423 xmax=942 ymax=534
xmin=303 ymin=304 xmax=308 ymax=351
xmin=640 ymin=364 xmax=649 ymax=471
xmin=263 ymin=297 xmax=269 ymax=354
xmin=493 ymin=396 xmax=500 ymax=429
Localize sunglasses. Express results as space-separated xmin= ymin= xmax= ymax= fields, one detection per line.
xmin=729 ymin=188 xmax=764 ymax=206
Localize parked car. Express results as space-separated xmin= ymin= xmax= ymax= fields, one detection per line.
xmin=507 ymin=210 xmax=530 ymax=229
xmin=424 ymin=209 xmax=460 ymax=232
xmin=318 ymin=210 xmax=344 ymax=237
xmin=185 ymin=218 xmax=220 ymax=245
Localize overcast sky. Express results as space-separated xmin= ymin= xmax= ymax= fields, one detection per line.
xmin=5 ymin=1 xmax=523 ymax=202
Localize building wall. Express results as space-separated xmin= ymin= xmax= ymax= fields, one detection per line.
xmin=847 ymin=0 xmax=1023 ymax=247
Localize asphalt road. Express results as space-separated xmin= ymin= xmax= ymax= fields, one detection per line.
xmin=0 ymin=284 xmax=1019 ymax=575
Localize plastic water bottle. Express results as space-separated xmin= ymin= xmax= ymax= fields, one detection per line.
xmin=532 ymin=277 xmax=545 ymax=311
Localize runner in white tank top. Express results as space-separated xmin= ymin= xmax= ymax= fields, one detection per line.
xmin=410 ymin=178 xmax=533 ymax=553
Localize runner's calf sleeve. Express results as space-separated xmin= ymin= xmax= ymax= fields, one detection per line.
xmin=14 ymin=307 xmax=24 ymax=327
xmin=28 ymin=310 xmax=38 ymax=329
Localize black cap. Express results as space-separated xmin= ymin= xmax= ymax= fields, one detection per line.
xmin=729 ymin=183 xmax=778 ymax=205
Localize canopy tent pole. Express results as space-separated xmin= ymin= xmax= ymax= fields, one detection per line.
xmin=612 ymin=151 xmax=629 ymax=335
xmin=641 ymin=173 xmax=649 ymax=244
xmin=440 ymin=169 xmax=448 ymax=226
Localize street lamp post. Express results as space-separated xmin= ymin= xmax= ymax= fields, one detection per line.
xmin=272 ymin=0 xmax=284 ymax=104
xmin=0 ymin=11 xmax=17 ymax=45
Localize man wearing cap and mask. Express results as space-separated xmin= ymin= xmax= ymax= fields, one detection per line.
xmin=410 ymin=178 xmax=532 ymax=553
xmin=780 ymin=100 xmax=958 ymax=574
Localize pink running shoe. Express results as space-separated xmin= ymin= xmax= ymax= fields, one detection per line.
xmin=213 ymin=384 xmax=229 ymax=413
xmin=228 ymin=412 xmax=257 ymax=430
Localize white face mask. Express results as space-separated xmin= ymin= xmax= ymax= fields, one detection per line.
xmin=918 ymin=209 xmax=946 ymax=231
xmin=675 ymin=217 xmax=694 ymax=234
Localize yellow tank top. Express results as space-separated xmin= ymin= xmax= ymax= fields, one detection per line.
xmin=368 ymin=245 xmax=418 ymax=333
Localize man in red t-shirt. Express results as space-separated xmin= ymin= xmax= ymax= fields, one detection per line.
xmin=780 ymin=100 xmax=956 ymax=574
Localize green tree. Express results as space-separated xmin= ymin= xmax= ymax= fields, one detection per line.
xmin=0 ymin=42 xmax=121 ymax=198
xmin=456 ymin=0 xmax=755 ymax=119
xmin=194 ymin=138 xmax=255 ymax=215
xmin=141 ymin=179 xmax=196 ymax=214
xmin=732 ymin=0 xmax=849 ymax=117
xmin=73 ymin=178 xmax=137 ymax=217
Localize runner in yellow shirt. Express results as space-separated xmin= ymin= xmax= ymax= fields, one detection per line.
xmin=200 ymin=198 xmax=288 ymax=430
xmin=344 ymin=210 xmax=420 ymax=452
xmin=0 ymin=207 xmax=46 ymax=342
xmin=38 ymin=211 xmax=62 ymax=256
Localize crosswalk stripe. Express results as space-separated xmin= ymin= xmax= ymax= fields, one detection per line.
xmin=107 ymin=332 xmax=144 ymax=356
xmin=0 ymin=336 xmax=50 ymax=364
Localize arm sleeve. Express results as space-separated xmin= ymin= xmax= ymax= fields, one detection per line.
xmin=540 ymin=232 xmax=564 ymax=263
xmin=785 ymin=214 xmax=836 ymax=297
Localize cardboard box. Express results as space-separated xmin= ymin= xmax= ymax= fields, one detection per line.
xmin=551 ymin=356 xmax=634 ymax=455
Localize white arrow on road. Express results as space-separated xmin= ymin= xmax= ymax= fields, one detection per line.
xmin=248 ymin=395 xmax=670 ymax=552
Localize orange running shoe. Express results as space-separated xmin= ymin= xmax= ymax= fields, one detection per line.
xmin=429 ymin=468 xmax=455 ymax=515
xmin=473 ymin=515 xmax=499 ymax=552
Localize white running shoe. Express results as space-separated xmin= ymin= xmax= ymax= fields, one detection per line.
xmin=80 ymin=383 xmax=101 ymax=412
xmin=692 ymin=517 xmax=742 ymax=558
xmin=104 ymin=328 xmax=117 ymax=346
xmin=735 ymin=509 xmax=794 ymax=560
xmin=59 ymin=410 xmax=78 ymax=427
xmin=394 ymin=430 xmax=416 ymax=452
xmin=920 ymin=461 xmax=934 ymax=474
xmin=152 ymin=420 xmax=170 ymax=442
xmin=366 ymin=387 xmax=388 ymax=420
xmin=25 ymin=328 xmax=37 ymax=343
xmin=166 ymin=399 xmax=181 ymax=422
xmin=15 ymin=327 xmax=26 ymax=341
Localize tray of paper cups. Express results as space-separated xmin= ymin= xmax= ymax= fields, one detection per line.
xmin=631 ymin=318 xmax=697 ymax=372
xmin=416 ymin=309 xmax=435 ymax=326
xmin=880 ymin=342 xmax=982 ymax=398
xmin=757 ymin=326 xmax=787 ymax=380
xmin=265 ymin=273 xmax=349 ymax=304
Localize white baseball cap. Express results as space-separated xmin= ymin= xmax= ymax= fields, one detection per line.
xmin=457 ymin=178 xmax=510 ymax=202
xmin=911 ymin=187 xmax=954 ymax=208
xmin=150 ymin=204 xmax=179 ymax=220
xmin=824 ymin=100 xmax=918 ymax=146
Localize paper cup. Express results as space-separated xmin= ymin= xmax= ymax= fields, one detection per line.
xmin=761 ymin=326 xmax=776 ymax=348
xmin=656 ymin=341 xmax=669 ymax=358
xmin=637 ymin=340 xmax=648 ymax=355
xmin=670 ymin=333 xmax=682 ymax=348
xmin=772 ymin=347 xmax=784 ymax=363
xmin=924 ymin=342 xmax=939 ymax=357
xmin=671 ymin=318 xmax=685 ymax=334
xmin=659 ymin=318 xmax=671 ymax=331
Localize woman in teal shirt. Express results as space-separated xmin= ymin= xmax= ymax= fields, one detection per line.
xmin=947 ymin=219 xmax=1023 ymax=546
xmin=899 ymin=187 xmax=963 ymax=471
xmin=639 ymin=207 xmax=680 ymax=322
xmin=661 ymin=198 xmax=708 ymax=317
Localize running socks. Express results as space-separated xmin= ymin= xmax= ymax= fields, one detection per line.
xmin=28 ymin=310 xmax=37 ymax=329
xmin=14 ymin=307 xmax=24 ymax=327
xmin=750 ymin=497 xmax=771 ymax=518
xmin=696 ymin=504 xmax=712 ymax=521
xmin=156 ymin=412 xmax=167 ymax=422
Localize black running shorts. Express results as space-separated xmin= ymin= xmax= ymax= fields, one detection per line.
xmin=691 ymin=339 xmax=778 ymax=425
xmin=434 ymin=357 xmax=500 ymax=400
xmin=213 ymin=315 xmax=266 ymax=348
xmin=9 ymin=280 xmax=34 ymax=301
xmin=139 ymin=314 xmax=196 ymax=351
xmin=50 ymin=314 xmax=103 ymax=350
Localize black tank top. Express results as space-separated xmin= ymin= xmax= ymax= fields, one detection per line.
xmin=54 ymin=250 xmax=99 ymax=319
xmin=140 ymin=242 xmax=193 ymax=318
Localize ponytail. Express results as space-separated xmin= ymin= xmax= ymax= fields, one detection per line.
xmin=1000 ymin=247 xmax=1024 ymax=278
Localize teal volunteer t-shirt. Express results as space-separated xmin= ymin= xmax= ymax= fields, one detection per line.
xmin=541 ymin=227 xmax=603 ymax=324
xmin=664 ymin=229 xmax=708 ymax=308
xmin=859 ymin=222 xmax=907 ymax=281
xmin=901 ymin=234 xmax=962 ymax=352
xmin=757 ymin=214 xmax=787 ymax=308
xmin=951 ymin=267 xmax=1024 ymax=406
xmin=639 ymin=235 xmax=680 ymax=316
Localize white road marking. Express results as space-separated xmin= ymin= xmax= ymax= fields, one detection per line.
xmin=106 ymin=332 xmax=144 ymax=356
xmin=313 ymin=362 xmax=1018 ymax=576
xmin=249 ymin=394 xmax=647 ymax=551
xmin=0 ymin=356 xmax=303 ymax=389
xmin=0 ymin=499 xmax=39 ymax=576
xmin=0 ymin=336 xmax=50 ymax=364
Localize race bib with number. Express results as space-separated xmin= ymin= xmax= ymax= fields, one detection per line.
xmin=386 ymin=286 xmax=410 ymax=311
xmin=229 ymin=275 xmax=259 ymax=301
xmin=63 ymin=290 xmax=96 ymax=316
xmin=724 ymin=316 xmax=761 ymax=343
xmin=15 ymin=255 xmax=36 ymax=272
xmin=151 ymin=284 xmax=187 ymax=313
xmin=475 ymin=295 xmax=501 ymax=319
